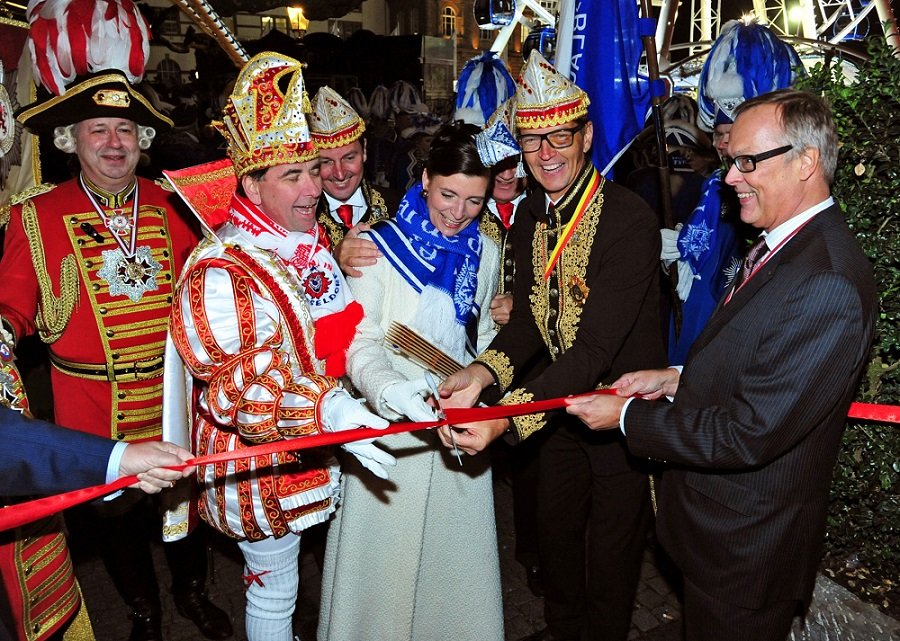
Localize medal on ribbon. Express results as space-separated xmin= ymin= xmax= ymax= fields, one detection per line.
xmin=97 ymin=245 xmax=162 ymax=302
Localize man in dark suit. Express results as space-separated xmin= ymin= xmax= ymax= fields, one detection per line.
xmin=439 ymin=52 xmax=666 ymax=641
xmin=564 ymin=89 xmax=877 ymax=641
xmin=0 ymin=406 xmax=194 ymax=496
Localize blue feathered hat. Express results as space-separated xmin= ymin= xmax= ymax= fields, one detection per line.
xmin=698 ymin=19 xmax=804 ymax=130
xmin=453 ymin=51 xmax=516 ymax=126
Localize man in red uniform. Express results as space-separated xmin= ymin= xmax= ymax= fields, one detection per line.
xmin=0 ymin=70 xmax=231 ymax=641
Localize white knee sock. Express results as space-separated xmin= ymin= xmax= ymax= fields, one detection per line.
xmin=238 ymin=535 xmax=302 ymax=641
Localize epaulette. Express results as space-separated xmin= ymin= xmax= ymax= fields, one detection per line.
xmin=10 ymin=183 xmax=56 ymax=206
xmin=1 ymin=183 xmax=56 ymax=228
xmin=155 ymin=177 xmax=176 ymax=192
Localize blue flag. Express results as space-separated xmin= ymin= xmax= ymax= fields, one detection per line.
xmin=569 ymin=0 xmax=652 ymax=178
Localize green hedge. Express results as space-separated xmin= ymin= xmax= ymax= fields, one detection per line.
xmin=798 ymin=36 xmax=900 ymax=610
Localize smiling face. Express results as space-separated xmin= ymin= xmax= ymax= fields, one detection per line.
xmin=724 ymin=103 xmax=817 ymax=232
xmin=74 ymin=118 xmax=141 ymax=192
xmin=422 ymin=170 xmax=489 ymax=237
xmin=521 ymin=121 xmax=593 ymax=202
xmin=242 ymin=160 xmax=323 ymax=233
xmin=491 ymin=156 xmax=526 ymax=204
xmin=317 ymin=139 xmax=365 ymax=201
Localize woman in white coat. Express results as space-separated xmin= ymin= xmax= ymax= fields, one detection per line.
xmin=319 ymin=122 xmax=503 ymax=641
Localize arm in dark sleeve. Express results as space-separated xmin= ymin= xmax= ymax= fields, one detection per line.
xmin=0 ymin=407 xmax=114 ymax=495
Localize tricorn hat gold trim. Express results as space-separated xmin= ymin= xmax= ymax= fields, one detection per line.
xmin=15 ymin=70 xmax=172 ymax=132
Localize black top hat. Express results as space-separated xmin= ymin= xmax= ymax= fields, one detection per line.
xmin=15 ymin=70 xmax=173 ymax=132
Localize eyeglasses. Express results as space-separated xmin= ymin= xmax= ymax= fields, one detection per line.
xmin=518 ymin=124 xmax=585 ymax=153
xmin=725 ymin=145 xmax=793 ymax=173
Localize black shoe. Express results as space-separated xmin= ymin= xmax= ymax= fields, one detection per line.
xmin=526 ymin=564 xmax=544 ymax=598
xmin=128 ymin=598 xmax=163 ymax=641
xmin=173 ymin=582 xmax=233 ymax=640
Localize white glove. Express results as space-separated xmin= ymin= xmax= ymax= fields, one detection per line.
xmin=381 ymin=378 xmax=439 ymax=422
xmin=660 ymin=224 xmax=683 ymax=267
xmin=321 ymin=390 xmax=390 ymax=432
xmin=342 ymin=440 xmax=397 ymax=480
xmin=675 ymin=260 xmax=699 ymax=301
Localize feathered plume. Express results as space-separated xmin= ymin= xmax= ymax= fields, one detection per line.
xmin=454 ymin=51 xmax=516 ymax=126
xmin=697 ymin=18 xmax=804 ymax=130
xmin=27 ymin=0 xmax=150 ymax=96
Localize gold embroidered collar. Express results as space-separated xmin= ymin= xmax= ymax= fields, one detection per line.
xmin=81 ymin=174 xmax=137 ymax=208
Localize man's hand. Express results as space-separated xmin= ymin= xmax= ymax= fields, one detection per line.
xmin=121 ymin=441 xmax=195 ymax=494
xmin=436 ymin=419 xmax=508 ymax=455
xmin=565 ymin=395 xmax=627 ymax=430
xmin=322 ymin=390 xmax=390 ymax=432
xmin=342 ymin=440 xmax=397 ymax=479
xmin=333 ymin=223 xmax=382 ymax=277
xmin=489 ymin=293 xmax=513 ymax=325
xmin=438 ymin=363 xmax=494 ymax=409
xmin=612 ymin=367 xmax=681 ymax=400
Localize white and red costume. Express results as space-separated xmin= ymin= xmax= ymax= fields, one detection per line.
xmin=166 ymin=192 xmax=362 ymax=541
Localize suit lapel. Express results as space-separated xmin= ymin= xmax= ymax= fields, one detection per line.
xmin=686 ymin=206 xmax=843 ymax=358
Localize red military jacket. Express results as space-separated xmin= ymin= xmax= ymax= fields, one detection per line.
xmin=0 ymin=177 xmax=198 ymax=441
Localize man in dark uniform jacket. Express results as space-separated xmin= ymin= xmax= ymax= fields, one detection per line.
xmin=565 ymin=89 xmax=876 ymax=641
xmin=440 ymin=52 xmax=667 ymax=641
xmin=309 ymin=86 xmax=401 ymax=277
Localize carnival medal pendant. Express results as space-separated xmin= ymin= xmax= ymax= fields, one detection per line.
xmin=97 ymin=246 xmax=163 ymax=302
xmin=106 ymin=209 xmax=134 ymax=237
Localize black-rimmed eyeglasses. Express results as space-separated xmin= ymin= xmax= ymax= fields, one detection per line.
xmin=725 ymin=145 xmax=793 ymax=173
xmin=518 ymin=124 xmax=585 ymax=153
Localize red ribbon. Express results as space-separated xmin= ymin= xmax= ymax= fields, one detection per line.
xmin=1 ymin=391 xmax=896 ymax=533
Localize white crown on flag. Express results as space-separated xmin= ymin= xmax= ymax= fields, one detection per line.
xmin=515 ymin=51 xmax=589 ymax=130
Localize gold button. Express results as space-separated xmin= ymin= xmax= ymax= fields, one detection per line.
xmin=24 ymin=565 xmax=32 ymax=576
xmin=163 ymin=250 xmax=170 ymax=258
xmin=550 ymin=288 xmax=558 ymax=296
xmin=549 ymin=309 xmax=557 ymax=317
xmin=167 ymin=296 xmax=173 ymax=303
xmin=551 ymin=346 xmax=559 ymax=354
xmin=85 ymin=260 xmax=93 ymax=268
xmin=165 ymin=274 xmax=172 ymax=281
xmin=106 ymin=329 xmax=114 ymax=337
xmin=117 ymin=413 xmax=125 ymax=420
xmin=92 ymin=283 xmax=100 ymax=291
xmin=116 ymin=433 xmax=125 ymax=440
xmin=111 ymin=353 xmax=120 ymax=360
xmin=160 ymin=229 xmax=167 ymax=236
xmin=505 ymin=258 xmax=513 ymax=266
xmin=549 ymin=329 xmax=556 ymax=336
xmin=33 ymin=623 xmax=40 ymax=633
xmin=77 ymin=239 xmax=85 ymax=246
xmin=99 ymin=307 xmax=107 ymax=314
xmin=69 ymin=217 xmax=78 ymax=224
xmin=118 ymin=392 xmax=126 ymax=399
xmin=504 ymin=275 xmax=513 ymax=282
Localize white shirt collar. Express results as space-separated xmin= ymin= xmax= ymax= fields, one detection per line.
xmin=762 ymin=196 xmax=834 ymax=252
xmin=323 ymin=186 xmax=366 ymax=225
xmin=488 ymin=191 xmax=526 ymax=223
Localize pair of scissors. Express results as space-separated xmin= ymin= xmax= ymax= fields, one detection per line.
xmin=424 ymin=372 xmax=462 ymax=466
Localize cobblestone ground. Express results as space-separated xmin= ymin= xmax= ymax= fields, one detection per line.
xmin=70 ymin=470 xmax=899 ymax=641
xmin=70 ymin=470 xmax=683 ymax=641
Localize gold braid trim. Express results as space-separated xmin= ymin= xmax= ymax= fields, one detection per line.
xmin=4 ymin=184 xmax=57 ymax=229
xmin=476 ymin=349 xmax=514 ymax=391
xmin=499 ymin=388 xmax=545 ymax=440
xmin=363 ymin=182 xmax=391 ymax=222
xmin=559 ymin=186 xmax=603 ymax=350
xmin=22 ymin=201 xmax=79 ymax=343
xmin=478 ymin=210 xmax=503 ymax=249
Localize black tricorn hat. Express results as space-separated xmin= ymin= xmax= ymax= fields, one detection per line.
xmin=15 ymin=70 xmax=173 ymax=132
